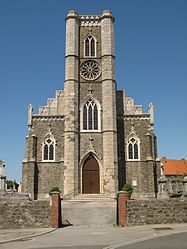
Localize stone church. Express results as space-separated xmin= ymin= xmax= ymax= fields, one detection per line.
xmin=22 ymin=10 xmax=160 ymax=200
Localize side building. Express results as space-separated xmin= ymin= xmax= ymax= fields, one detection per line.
xmin=161 ymin=158 xmax=187 ymax=195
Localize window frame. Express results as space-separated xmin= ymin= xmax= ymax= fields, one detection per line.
xmin=84 ymin=35 xmax=97 ymax=58
xmin=42 ymin=136 xmax=55 ymax=162
xmin=80 ymin=97 xmax=101 ymax=132
xmin=127 ymin=135 xmax=140 ymax=161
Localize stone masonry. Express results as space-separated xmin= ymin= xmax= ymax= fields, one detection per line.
xmin=126 ymin=199 xmax=187 ymax=225
xmin=0 ymin=200 xmax=51 ymax=228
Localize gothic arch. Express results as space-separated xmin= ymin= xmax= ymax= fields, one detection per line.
xmin=80 ymin=152 xmax=103 ymax=194
xmin=42 ymin=133 xmax=56 ymax=161
xmin=126 ymin=132 xmax=141 ymax=161
xmin=84 ymin=35 xmax=97 ymax=57
xmin=80 ymin=96 xmax=101 ymax=132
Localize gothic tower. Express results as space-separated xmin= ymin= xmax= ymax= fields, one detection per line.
xmin=63 ymin=10 xmax=118 ymax=195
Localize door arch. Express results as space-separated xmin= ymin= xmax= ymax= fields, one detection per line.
xmin=82 ymin=156 xmax=100 ymax=194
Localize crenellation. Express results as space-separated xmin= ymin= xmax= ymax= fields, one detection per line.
xmin=125 ymin=97 xmax=143 ymax=115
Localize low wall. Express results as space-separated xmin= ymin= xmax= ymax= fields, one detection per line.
xmin=126 ymin=199 xmax=187 ymax=226
xmin=0 ymin=200 xmax=51 ymax=228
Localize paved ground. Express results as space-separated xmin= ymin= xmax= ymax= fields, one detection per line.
xmin=116 ymin=232 xmax=187 ymax=249
xmin=0 ymin=223 xmax=187 ymax=249
xmin=0 ymin=228 xmax=55 ymax=244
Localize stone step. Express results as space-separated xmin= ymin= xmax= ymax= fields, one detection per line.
xmin=67 ymin=194 xmax=115 ymax=202
xmin=61 ymin=200 xmax=117 ymax=226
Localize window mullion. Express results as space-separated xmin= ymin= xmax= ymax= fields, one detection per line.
xmin=89 ymin=39 xmax=91 ymax=57
xmin=86 ymin=105 xmax=88 ymax=130
xmin=47 ymin=144 xmax=49 ymax=160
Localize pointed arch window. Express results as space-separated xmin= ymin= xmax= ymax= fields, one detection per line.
xmin=127 ymin=136 xmax=140 ymax=160
xmin=43 ymin=137 xmax=55 ymax=161
xmin=84 ymin=35 xmax=96 ymax=57
xmin=81 ymin=98 xmax=100 ymax=131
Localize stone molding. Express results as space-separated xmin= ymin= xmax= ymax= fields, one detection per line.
xmin=124 ymin=115 xmax=150 ymax=120
xmin=64 ymin=79 xmax=78 ymax=83
xmin=80 ymin=20 xmax=101 ymax=27
xmin=101 ymin=79 xmax=116 ymax=83
xmin=79 ymin=15 xmax=101 ymax=27
xmin=65 ymin=54 xmax=79 ymax=59
xmin=101 ymin=54 xmax=115 ymax=59
xmin=32 ymin=116 xmax=64 ymax=121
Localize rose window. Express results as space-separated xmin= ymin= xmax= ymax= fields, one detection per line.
xmin=80 ymin=60 xmax=101 ymax=80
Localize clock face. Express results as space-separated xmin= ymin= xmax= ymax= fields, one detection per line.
xmin=80 ymin=60 xmax=101 ymax=81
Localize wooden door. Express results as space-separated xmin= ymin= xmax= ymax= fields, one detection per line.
xmin=82 ymin=157 xmax=100 ymax=194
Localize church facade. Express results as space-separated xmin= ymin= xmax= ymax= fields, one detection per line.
xmin=22 ymin=10 xmax=160 ymax=200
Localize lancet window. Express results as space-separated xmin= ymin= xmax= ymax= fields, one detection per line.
xmin=84 ymin=35 xmax=96 ymax=57
xmin=82 ymin=98 xmax=100 ymax=131
xmin=43 ymin=137 xmax=55 ymax=161
xmin=127 ymin=136 xmax=140 ymax=160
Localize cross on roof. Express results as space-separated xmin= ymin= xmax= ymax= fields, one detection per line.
xmin=88 ymin=85 xmax=93 ymax=94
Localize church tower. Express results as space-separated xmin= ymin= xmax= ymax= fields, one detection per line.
xmin=22 ymin=10 xmax=160 ymax=200
xmin=63 ymin=10 xmax=118 ymax=196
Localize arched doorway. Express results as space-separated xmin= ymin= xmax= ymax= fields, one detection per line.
xmin=82 ymin=156 xmax=100 ymax=194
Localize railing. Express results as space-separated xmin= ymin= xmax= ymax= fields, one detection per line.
xmin=103 ymin=187 xmax=116 ymax=199
xmin=63 ymin=186 xmax=81 ymax=200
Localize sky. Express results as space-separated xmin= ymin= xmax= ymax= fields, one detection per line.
xmin=0 ymin=0 xmax=186 ymax=181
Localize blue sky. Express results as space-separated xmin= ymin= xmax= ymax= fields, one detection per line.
xmin=0 ymin=0 xmax=186 ymax=181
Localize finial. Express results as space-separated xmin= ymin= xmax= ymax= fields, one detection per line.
xmin=102 ymin=10 xmax=113 ymax=16
xmin=28 ymin=104 xmax=33 ymax=127
xmin=66 ymin=10 xmax=78 ymax=19
xmin=101 ymin=10 xmax=114 ymax=21
xmin=148 ymin=102 xmax=154 ymax=125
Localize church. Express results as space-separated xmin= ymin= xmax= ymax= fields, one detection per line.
xmin=22 ymin=10 xmax=160 ymax=200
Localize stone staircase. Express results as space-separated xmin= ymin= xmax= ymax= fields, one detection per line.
xmin=61 ymin=194 xmax=117 ymax=226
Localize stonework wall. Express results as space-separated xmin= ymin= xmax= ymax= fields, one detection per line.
xmin=80 ymin=133 xmax=103 ymax=160
xmin=116 ymin=89 xmax=160 ymax=195
xmin=0 ymin=200 xmax=51 ymax=228
xmin=22 ymin=117 xmax=65 ymax=198
xmin=79 ymin=26 xmax=101 ymax=58
xmin=31 ymin=118 xmax=65 ymax=162
xmin=126 ymin=162 xmax=155 ymax=196
xmin=79 ymin=83 xmax=103 ymax=106
xmin=126 ymin=199 xmax=187 ymax=225
xmin=37 ymin=162 xmax=64 ymax=198
xmin=123 ymin=117 xmax=159 ymax=197
xmin=124 ymin=118 xmax=152 ymax=161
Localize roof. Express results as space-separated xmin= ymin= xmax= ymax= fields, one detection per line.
xmin=161 ymin=159 xmax=187 ymax=175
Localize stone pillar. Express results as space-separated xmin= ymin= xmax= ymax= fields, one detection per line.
xmin=146 ymin=133 xmax=153 ymax=160
xmin=51 ymin=192 xmax=61 ymax=228
xmin=101 ymin=10 xmax=118 ymax=193
xmin=148 ymin=103 xmax=154 ymax=125
xmin=167 ymin=180 xmax=173 ymax=194
xmin=64 ymin=11 xmax=79 ymax=196
xmin=25 ymin=161 xmax=36 ymax=199
xmin=28 ymin=104 xmax=33 ymax=128
xmin=30 ymin=135 xmax=37 ymax=161
xmin=0 ymin=160 xmax=6 ymax=192
xmin=182 ymin=176 xmax=187 ymax=197
xmin=118 ymin=191 xmax=130 ymax=226
xmin=157 ymin=175 xmax=169 ymax=199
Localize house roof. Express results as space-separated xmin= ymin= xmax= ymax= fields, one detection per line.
xmin=161 ymin=159 xmax=187 ymax=175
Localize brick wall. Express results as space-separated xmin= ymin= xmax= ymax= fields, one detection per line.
xmin=0 ymin=200 xmax=51 ymax=228
xmin=126 ymin=199 xmax=187 ymax=226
